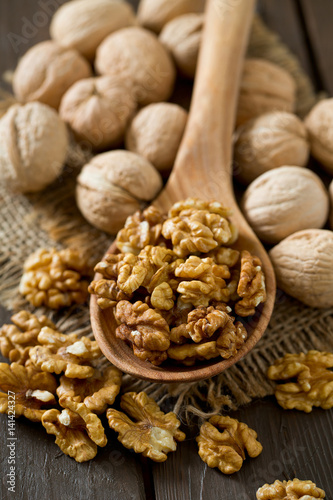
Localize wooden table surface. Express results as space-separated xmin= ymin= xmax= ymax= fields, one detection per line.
xmin=1 ymin=1 xmax=333 ymax=499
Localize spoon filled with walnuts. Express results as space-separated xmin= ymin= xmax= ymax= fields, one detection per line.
xmin=89 ymin=0 xmax=276 ymax=383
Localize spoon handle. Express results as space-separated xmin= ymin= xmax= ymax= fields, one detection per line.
xmin=155 ymin=0 xmax=256 ymax=212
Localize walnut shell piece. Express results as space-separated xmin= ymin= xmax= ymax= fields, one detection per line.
xmin=41 ymin=401 xmax=107 ymax=462
xmin=241 ymin=167 xmax=329 ymax=244
xmin=269 ymin=229 xmax=333 ymax=308
xmin=125 ymin=103 xmax=188 ymax=174
xmin=95 ymin=27 xmax=176 ymax=106
xmin=256 ymin=478 xmax=326 ymax=499
xmin=197 ymin=415 xmax=263 ymax=474
xmin=76 ymin=150 xmax=163 ymax=234
xmin=138 ymin=0 xmax=205 ymax=34
xmin=0 ymin=311 xmax=56 ymax=364
xmin=234 ymin=111 xmax=310 ymax=185
xmin=13 ymin=41 xmax=92 ymax=110
xmin=60 ymin=76 xmax=136 ymax=151
xmin=107 ymin=391 xmax=185 ymax=462
xmin=267 ymin=351 xmax=333 ymax=412
xmin=0 ymin=102 xmax=68 ymax=193
xmin=29 ymin=327 xmax=101 ymax=379
xmin=159 ymin=13 xmax=203 ymax=78
xmin=50 ymin=0 xmax=136 ymax=60
xmin=57 ymin=365 xmax=122 ymax=414
xmin=19 ymin=248 xmax=91 ymax=309
xmin=0 ymin=362 xmax=57 ymax=422
xmin=305 ymin=98 xmax=333 ymax=176
xmin=237 ymin=59 xmax=296 ymax=126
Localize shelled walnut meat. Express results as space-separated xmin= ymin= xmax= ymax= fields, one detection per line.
xmin=89 ymin=198 xmax=267 ymax=366
xmin=241 ymin=166 xmax=329 ymax=244
xmin=76 ymin=150 xmax=163 ymax=234
xmin=256 ymin=478 xmax=326 ymax=499
xmin=0 ymin=102 xmax=68 ymax=193
xmin=125 ymin=103 xmax=188 ymax=174
xmin=269 ymin=229 xmax=333 ymax=308
xmin=138 ymin=0 xmax=205 ymax=34
xmin=60 ymin=75 xmax=136 ymax=151
xmin=95 ymin=27 xmax=176 ymax=106
xmin=234 ymin=111 xmax=309 ymax=184
xmin=13 ymin=40 xmax=92 ymax=110
xmin=237 ymin=58 xmax=296 ymax=126
xmin=50 ymin=0 xmax=136 ymax=61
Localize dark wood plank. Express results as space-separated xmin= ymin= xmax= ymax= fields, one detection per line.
xmin=153 ymin=399 xmax=333 ymax=500
xmin=258 ymin=0 xmax=315 ymax=83
xmin=300 ymin=0 xmax=333 ymax=95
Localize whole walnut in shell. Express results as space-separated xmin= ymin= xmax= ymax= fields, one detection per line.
xmin=76 ymin=150 xmax=163 ymax=234
xmin=13 ymin=41 xmax=92 ymax=110
xmin=95 ymin=27 xmax=176 ymax=106
xmin=234 ymin=112 xmax=309 ymax=184
xmin=241 ymin=166 xmax=329 ymax=244
xmin=125 ymin=103 xmax=187 ymax=174
xmin=50 ymin=0 xmax=136 ymax=60
xmin=269 ymin=229 xmax=333 ymax=308
xmin=237 ymin=59 xmax=296 ymax=126
xmin=160 ymin=14 xmax=203 ymax=79
xmin=305 ymin=98 xmax=333 ymax=175
xmin=60 ymin=76 xmax=136 ymax=151
xmin=330 ymin=180 xmax=333 ymax=229
xmin=138 ymin=0 xmax=205 ymax=34
xmin=0 ymin=102 xmax=68 ymax=193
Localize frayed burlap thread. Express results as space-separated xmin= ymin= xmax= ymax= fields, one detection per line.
xmin=0 ymin=18 xmax=330 ymax=419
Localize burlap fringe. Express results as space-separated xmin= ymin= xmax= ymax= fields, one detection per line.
xmin=0 ymin=17 xmax=331 ymax=418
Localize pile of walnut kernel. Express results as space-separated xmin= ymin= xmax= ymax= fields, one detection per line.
xmin=89 ymin=198 xmax=267 ymax=366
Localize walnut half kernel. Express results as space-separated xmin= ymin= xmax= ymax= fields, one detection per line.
xmin=107 ymin=391 xmax=185 ymax=462
xmin=256 ymin=478 xmax=326 ymax=499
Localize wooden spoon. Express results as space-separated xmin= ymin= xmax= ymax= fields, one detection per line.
xmin=90 ymin=0 xmax=276 ymax=383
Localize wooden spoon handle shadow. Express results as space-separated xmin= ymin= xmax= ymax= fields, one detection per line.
xmin=155 ymin=0 xmax=256 ymax=214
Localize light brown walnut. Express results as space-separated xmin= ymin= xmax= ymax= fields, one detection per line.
xmin=235 ymin=251 xmax=266 ymax=317
xmin=116 ymin=206 xmax=166 ymax=254
xmin=138 ymin=0 xmax=205 ymax=34
xmin=305 ymin=97 xmax=333 ymax=176
xmin=167 ymin=341 xmax=220 ymax=366
xmin=29 ymin=327 xmax=101 ymax=379
xmin=162 ymin=199 xmax=237 ymax=257
xmin=0 ymin=311 xmax=56 ymax=364
xmin=19 ymin=248 xmax=91 ymax=309
xmin=197 ymin=415 xmax=263 ymax=474
xmin=151 ymin=282 xmax=175 ymax=311
xmin=107 ymin=391 xmax=185 ymax=462
xmin=267 ymin=351 xmax=333 ymax=412
xmin=0 ymin=362 xmax=57 ymax=422
xmin=115 ymin=301 xmax=170 ymax=365
xmin=88 ymin=279 xmax=130 ymax=310
xmin=256 ymin=478 xmax=326 ymax=499
xmin=207 ymin=247 xmax=240 ymax=267
xmin=42 ymin=400 xmax=107 ymax=463
xmin=57 ymin=365 xmax=122 ymax=414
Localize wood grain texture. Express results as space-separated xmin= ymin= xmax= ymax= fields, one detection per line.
xmin=1 ymin=1 xmax=333 ymax=499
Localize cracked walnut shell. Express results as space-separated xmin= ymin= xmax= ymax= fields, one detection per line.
xmin=267 ymin=351 xmax=333 ymax=412
xmin=241 ymin=167 xmax=329 ymax=245
xmin=269 ymin=229 xmax=333 ymax=308
xmin=256 ymin=478 xmax=326 ymax=499
xmin=42 ymin=400 xmax=107 ymax=463
xmin=305 ymin=98 xmax=333 ymax=176
xmin=95 ymin=27 xmax=176 ymax=106
xmin=13 ymin=40 xmax=92 ymax=110
xmin=29 ymin=327 xmax=101 ymax=379
xmin=197 ymin=415 xmax=263 ymax=474
xmin=57 ymin=365 xmax=122 ymax=414
xmin=0 ymin=362 xmax=57 ymax=422
xmin=107 ymin=391 xmax=185 ymax=462
xmin=19 ymin=248 xmax=91 ymax=309
xmin=237 ymin=59 xmax=296 ymax=126
xmin=234 ymin=111 xmax=309 ymax=185
xmin=76 ymin=150 xmax=163 ymax=234
xmin=50 ymin=0 xmax=136 ymax=60
xmin=0 ymin=310 xmax=56 ymax=364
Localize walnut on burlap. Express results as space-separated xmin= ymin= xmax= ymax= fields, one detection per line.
xmin=1 ymin=17 xmax=331 ymax=420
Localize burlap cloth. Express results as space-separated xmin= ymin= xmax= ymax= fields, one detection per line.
xmin=1 ymin=17 xmax=332 ymax=419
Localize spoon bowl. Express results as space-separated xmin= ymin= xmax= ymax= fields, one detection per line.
xmin=90 ymin=0 xmax=276 ymax=383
